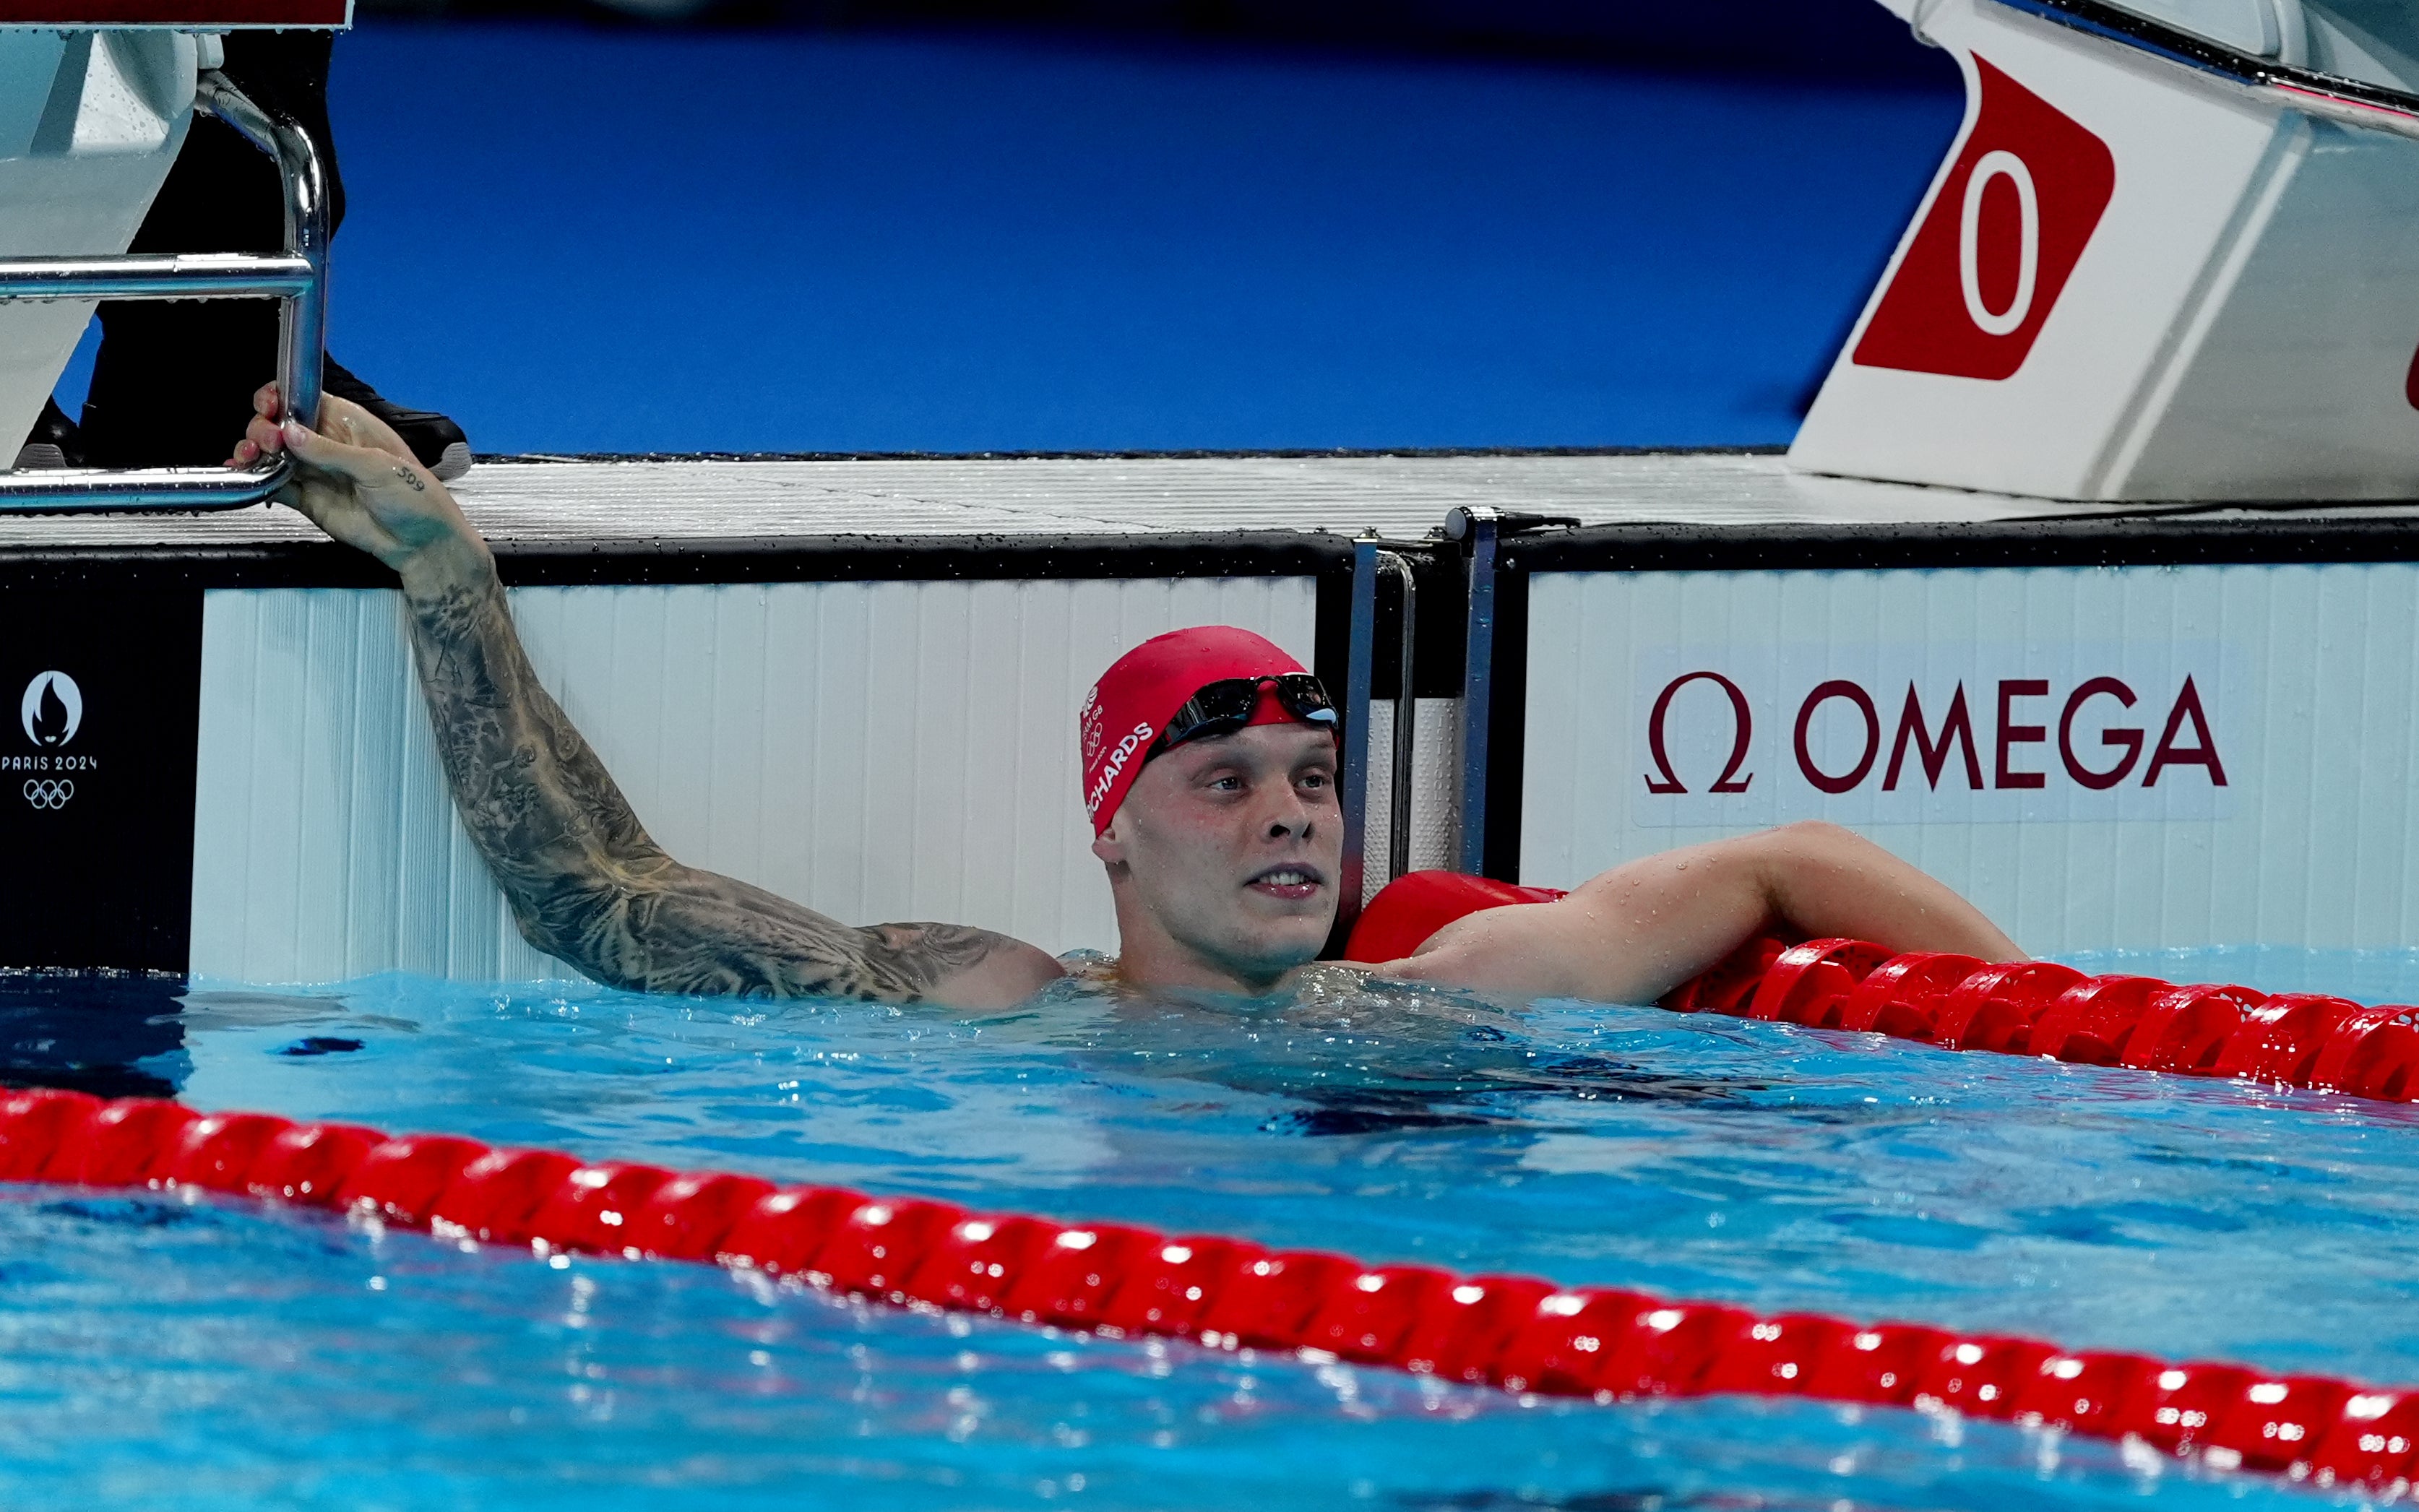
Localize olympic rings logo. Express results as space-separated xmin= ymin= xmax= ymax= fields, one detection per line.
xmin=22 ymin=779 xmax=72 ymax=810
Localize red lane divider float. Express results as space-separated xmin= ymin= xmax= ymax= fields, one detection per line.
xmin=1666 ymin=938 xmax=2419 ymax=1104
xmin=0 ymin=1088 xmax=2408 ymax=1490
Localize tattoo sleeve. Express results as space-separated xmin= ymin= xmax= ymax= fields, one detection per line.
xmin=400 ymin=568 xmax=1025 ymax=1001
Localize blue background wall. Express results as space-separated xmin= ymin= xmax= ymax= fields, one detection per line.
xmin=72 ymin=9 xmax=1970 ymax=453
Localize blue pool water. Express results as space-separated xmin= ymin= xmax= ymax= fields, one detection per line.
xmin=0 ymin=947 xmax=2413 ymax=1508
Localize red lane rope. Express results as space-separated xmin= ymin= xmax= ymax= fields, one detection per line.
xmin=0 ymin=1087 xmax=2408 ymax=1488
xmin=1665 ymin=938 xmax=2419 ymax=1105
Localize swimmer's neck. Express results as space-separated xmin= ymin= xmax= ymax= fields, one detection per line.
xmin=1104 ymin=936 xmax=1345 ymax=997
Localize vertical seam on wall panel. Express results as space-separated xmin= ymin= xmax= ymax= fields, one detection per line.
xmin=2364 ymin=564 xmax=2384 ymax=943
xmin=2259 ymin=569 xmax=2286 ymax=950
xmin=2188 ymin=567 xmax=2208 ymax=949
xmin=1008 ymin=580 xmax=1034 ymax=945
xmin=2015 ymin=570 xmax=2034 ymax=944
xmin=288 ymin=594 xmax=314 ymax=982
xmin=337 ymin=592 xmax=360 ymax=977
xmin=1006 ymin=581 xmax=1032 ymax=938
xmin=747 ymin=585 xmax=769 ymax=888
xmin=707 ymin=584 xmax=725 ymax=888
xmin=2171 ymin=569 xmax=2192 ymax=950
xmin=949 ymin=582 xmax=973 ymax=924
xmin=2403 ymin=566 xmax=2419 ymax=946
xmin=2283 ymin=561 xmax=2303 ymax=948
xmin=241 ymin=593 xmax=267 ymax=983
xmin=2293 ymin=567 xmax=2316 ymax=951
xmin=809 ymin=587 xmax=829 ymax=920
xmin=382 ymin=591 xmax=408 ymax=982
xmin=856 ymin=581 xmax=877 ymax=925
xmin=2395 ymin=566 xmax=2419 ymax=946
xmin=2322 ymin=566 xmax=2341 ymax=943
xmin=2340 ymin=567 xmax=2363 ymax=946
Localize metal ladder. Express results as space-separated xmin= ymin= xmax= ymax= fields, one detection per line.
xmin=0 ymin=67 xmax=325 ymax=514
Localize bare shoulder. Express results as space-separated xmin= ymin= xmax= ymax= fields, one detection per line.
xmin=858 ymin=921 xmax=1067 ymax=1011
xmin=527 ymin=864 xmax=1065 ymax=1010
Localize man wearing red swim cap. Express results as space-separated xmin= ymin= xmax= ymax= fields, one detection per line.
xmin=1077 ymin=625 xmax=1354 ymax=990
xmin=239 ymin=387 xmax=2021 ymax=1008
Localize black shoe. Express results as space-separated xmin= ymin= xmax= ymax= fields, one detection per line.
xmin=14 ymin=396 xmax=84 ymax=470
xmin=322 ymin=356 xmax=471 ymax=480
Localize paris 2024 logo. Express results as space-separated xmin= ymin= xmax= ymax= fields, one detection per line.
xmin=12 ymin=670 xmax=88 ymax=810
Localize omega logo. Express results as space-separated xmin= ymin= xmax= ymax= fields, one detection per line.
xmin=1644 ymin=673 xmax=2226 ymax=796
xmin=1644 ymin=672 xmax=1753 ymax=794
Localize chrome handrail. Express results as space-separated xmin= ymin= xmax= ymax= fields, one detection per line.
xmin=1985 ymin=0 xmax=2419 ymax=140
xmin=0 ymin=68 xmax=327 ymax=514
xmin=1376 ymin=548 xmax=1417 ymax=884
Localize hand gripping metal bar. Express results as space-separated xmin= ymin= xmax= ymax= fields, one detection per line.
xmin=0 ymin=68 xmax=327 ymax=514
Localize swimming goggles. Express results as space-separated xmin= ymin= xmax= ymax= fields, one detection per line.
xmin=1149 ymin=674 xmax=1340 ymax=759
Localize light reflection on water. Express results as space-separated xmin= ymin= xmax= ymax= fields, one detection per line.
xmin=0 ymin=946 xmax=2408 ymax=1508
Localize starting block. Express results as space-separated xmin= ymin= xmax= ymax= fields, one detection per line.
xmin=0 ymin=0 xmax=343 ymax=513
xmin=1793 ymin=0 xmax=2419 ymax=501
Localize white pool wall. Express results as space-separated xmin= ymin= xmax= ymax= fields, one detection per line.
xmin=1522 ymin=561 xmax=2419 ymax=954
xmin=190 ymin=577 xmax=1317 ymax=982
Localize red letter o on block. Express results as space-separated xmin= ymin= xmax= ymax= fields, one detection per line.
xmin=1794 ymin=681 xmax=1879 ymax=795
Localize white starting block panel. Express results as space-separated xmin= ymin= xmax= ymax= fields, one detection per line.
xmin=1793 ymin=0 xmax=2419 ymax=501
xmin=0 ymin=1 xmax=347 ymax=469
xmin=0 ymin=31 xmax=197 ymax=454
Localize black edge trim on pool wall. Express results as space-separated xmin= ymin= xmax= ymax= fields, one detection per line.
xmin=1496 ymin=515 xmax=2419 ymax=576
xmin=0 ymin=532 xmax=1358 ymax=591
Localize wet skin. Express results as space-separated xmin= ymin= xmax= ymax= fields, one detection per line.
xmin=1091 ymin=723 xmax=1345 ymax=995
xmin=236 ymin=383 xmax=2022 ymax=1011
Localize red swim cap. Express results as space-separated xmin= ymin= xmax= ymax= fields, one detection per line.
xmin=1079 ymin=626 xmax=1314 ymax=835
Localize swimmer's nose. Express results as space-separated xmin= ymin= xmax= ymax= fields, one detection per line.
xmin=1260 ymin=788 xmax=1316 ymax=842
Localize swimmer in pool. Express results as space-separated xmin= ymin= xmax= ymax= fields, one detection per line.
xmin=234 ymin=386 xmax=2022 ymax=1011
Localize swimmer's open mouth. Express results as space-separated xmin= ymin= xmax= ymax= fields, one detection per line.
xmin=1245 ymin=863 xmax=1326 ymax=902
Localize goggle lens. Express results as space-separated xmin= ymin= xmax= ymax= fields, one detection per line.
xmin=1150 ymin=674 xmax=1337 ymax=759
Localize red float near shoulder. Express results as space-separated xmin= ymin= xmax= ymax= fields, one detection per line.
xmin=1344 ymin=871 xmax=1566 ymax=963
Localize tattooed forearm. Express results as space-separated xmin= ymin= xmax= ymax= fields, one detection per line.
xmin=399 ymin=567 xmax=1051 ymax=1004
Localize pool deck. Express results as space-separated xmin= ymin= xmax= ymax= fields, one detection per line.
xmin=0 ymin=450 xmax=2343 ymax=552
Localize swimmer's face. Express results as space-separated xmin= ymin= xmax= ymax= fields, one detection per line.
xmin=1094 ymin=722 xmax=1342 ymax=989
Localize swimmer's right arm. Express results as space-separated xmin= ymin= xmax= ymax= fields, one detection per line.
xmin=1377 ymin=820 xmax=2020 ymax=1005
xmin=234 ymin=385 xmax=1064 ymax=1010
